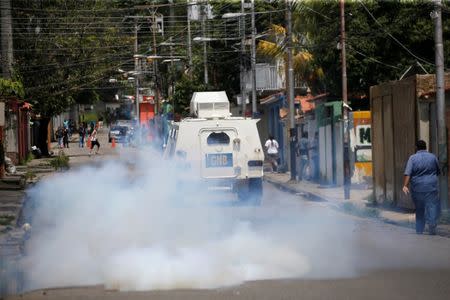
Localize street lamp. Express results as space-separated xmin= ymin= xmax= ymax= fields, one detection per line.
xmin=162 ymin=59 xmax=181 ymax=63
xmin=193 ymin=36 xmax=239 ymax=42
xmin=159 ymin=42 xmax=185 ymax=46
xmin=193 ymin=36 xmax=218 ymax=42
xmin=147 ymin=55 xmax=185 ymax=59
xmin=222 ymin=12 xmax=246 ymax=18
xmin=146 ymin=55 xmax=163 ymax=60
xmin=133 ymin=55 xmax=147 ymax=125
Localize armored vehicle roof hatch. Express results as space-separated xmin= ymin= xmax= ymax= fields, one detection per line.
xmin=190 ymin=91 xmax=230 ymax=119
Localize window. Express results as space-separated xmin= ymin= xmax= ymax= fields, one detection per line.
xmin=207 ymin=132 xmax=230 ymax=145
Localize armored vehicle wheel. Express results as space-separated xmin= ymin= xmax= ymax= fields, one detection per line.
xmin=237 ymin=178 xmax=262 ymax=206
xmin=248 ymin=178 xmax=262 ymax=205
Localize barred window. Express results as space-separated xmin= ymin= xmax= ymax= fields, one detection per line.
xmin=207 ymin=132 xmax=230 ymax=145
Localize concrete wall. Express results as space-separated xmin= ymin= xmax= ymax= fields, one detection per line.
xmin=319 ymin=124 xmax=333 ymax=184
xmin=5 ymin=111 xmax=18 ymax=163
xmin=316 ymin=101 xmax=344 ymax=186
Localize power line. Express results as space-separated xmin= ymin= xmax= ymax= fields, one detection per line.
xmin=13 ymin=44 xmax=133 ymax=52
xmin=358 ymin=0 xmax=435 ymax=67
xmin=24 ymin=57 xmax=135 ymax=92
xmin=347 ymin=44 xmax=402 ymax=70
xmin=295 ymin=2 xmax=331 ymax=20
xmin=10 ymin=0 xmax=274 ymax=97
xmin=3 ymin=0 xmax=234 ymax=13
xmin=17 ymin=51 xmax=136 ymax=74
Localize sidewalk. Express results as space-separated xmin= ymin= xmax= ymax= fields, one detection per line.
xmin=264 ymin=171 xmax=450 ymax=237
xmin=1 ymin=127 xmax=115 ymax=294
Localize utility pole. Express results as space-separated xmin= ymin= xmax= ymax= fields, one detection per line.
xmin=150 ymin=9 xmax=160 ymax=115
xmin=202 ymin=0 xmax=209 ymax=85
xmin=169 ymin=0 xmax=175 ymax=101
xmin=250 ymin=0 xmax=257 ymax=117
xmin=1 ymin=0 xmax=13 ymax=78
xmin=240 ymin=0 xmax=247 ymax=117
xmin=432 ymin=0 xmax=448 ymax=210
xmin=286 ymin=0 xmax=297 ymax=181
xmin=187 ymin=0 xmax=193 ymax=78
xmin=340 ymin=0 xmax=351 ymax=199
xmin=127 ymin=15 xmax=157 ymax=121
xmin=134 ymin=22 xmax=140 ymax=125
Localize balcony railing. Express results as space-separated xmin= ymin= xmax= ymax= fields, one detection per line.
xmin=242 ymin=63 xmax=306 ymax=92
xmin=243 ymin=63 xmax=284 ymax=91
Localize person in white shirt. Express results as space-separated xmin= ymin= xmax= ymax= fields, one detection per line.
xmin=89 ymin=127 xmax=100 ymax=155
xmin=265 ymin=135 xmax=279 ymax=172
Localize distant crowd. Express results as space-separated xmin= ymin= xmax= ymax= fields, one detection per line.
xmin=55 ymin=120 xmax=101 ymax=155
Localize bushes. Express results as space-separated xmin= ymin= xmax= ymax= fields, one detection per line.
xmin=20 ymin=152 xmax=34 ymax=165
xmin=24 ymin=170 xmax=36 ymax=181
xmin=49 ymin=151 xmax=70 ymax=171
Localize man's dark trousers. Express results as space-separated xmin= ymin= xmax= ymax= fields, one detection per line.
xmin=412 ymin=191 xmax=440 ymax=233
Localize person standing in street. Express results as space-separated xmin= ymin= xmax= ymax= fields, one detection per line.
xmin=78 ymin=124 xmax=86 ymax=148
xmin=265 ymin=135 xmax=279 ymax=173
xmin=55 ymin=126 xmax=63 ymax=149
xmin=62 ymin=127 xmax=69 ymax=148
xmin=89 ymin=127 xmax=100 ymax=155
xmin=403 ymin=140 xmax=441 ymax=235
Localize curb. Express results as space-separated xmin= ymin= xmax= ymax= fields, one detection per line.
xmin=264 ymin=176 xmax=450 ymax=237
xmin=263 ymin=176 xmax=334 ymax=204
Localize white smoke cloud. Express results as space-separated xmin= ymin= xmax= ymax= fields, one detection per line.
xmin=20 ymin=148 xmax=358 ymax=292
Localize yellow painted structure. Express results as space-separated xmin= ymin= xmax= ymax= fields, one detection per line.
xmin=352 ymin=111 xmax=372 ymax=183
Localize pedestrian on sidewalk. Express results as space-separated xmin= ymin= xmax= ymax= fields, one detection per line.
xmin=403 ymin=140 xmax=441 ymax=235
xmin=89 ymin=127 xmax=100 ymax=155
xmin=265 ymin=135 xmax=279 ymax=173
xmin=55 ymin=126 xmax=63 ymax=149
xmin=297 ymin=132 xmax=309 ymax=180
xmin=309 ymin=132 xmax=319 ymax=181
xmin=78 ymin=124 xmax=86 ymax=148
xmin=62 ymin=127 xmax=69 ymax=148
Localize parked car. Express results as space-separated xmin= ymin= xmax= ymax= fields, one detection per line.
xmin=108 ymin=125 xmax=130 ymax=143
xmin=115 ymin=119 xmax=135 ymax=131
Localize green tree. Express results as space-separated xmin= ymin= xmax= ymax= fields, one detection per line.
xmin=12 ymin=0 xmax=134 ymax=117
xmin=0 ymin=78 xmax=25 ymax=98
xmin=294 ymin=0 xmax=450 ymax=98
xmin=257 ymin=23 xmax=324 ymax=90
xmin=172 ymin=75 xmax=208 ymax=116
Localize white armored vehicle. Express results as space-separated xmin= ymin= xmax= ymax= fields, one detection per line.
xmin=164 ymin=91 xmax=264 ymax=204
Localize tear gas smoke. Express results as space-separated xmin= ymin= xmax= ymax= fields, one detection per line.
xmin=20 ymin=148 xmax=358 ymax=291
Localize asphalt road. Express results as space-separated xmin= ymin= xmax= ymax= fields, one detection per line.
xmin=6 ymin=155 xmax=450 ymax=300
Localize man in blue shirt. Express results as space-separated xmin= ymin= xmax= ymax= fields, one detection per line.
xmin=403 ymin=140 xmax=440 ymax=235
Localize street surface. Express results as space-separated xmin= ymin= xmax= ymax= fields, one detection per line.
xmin=5 ymin=144 xmax=450 ymax=300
